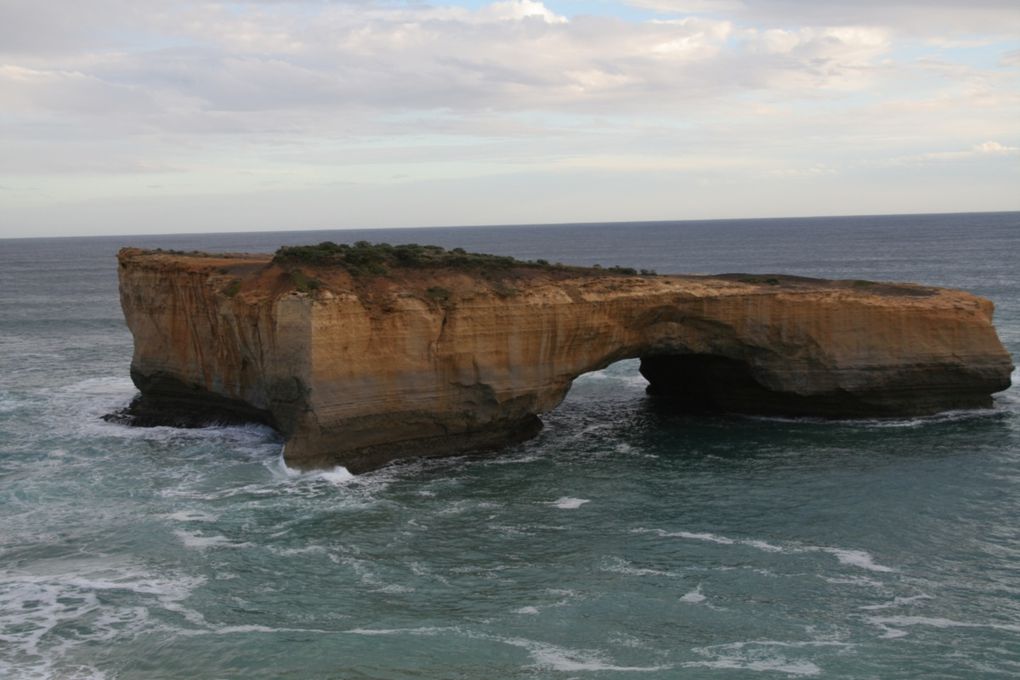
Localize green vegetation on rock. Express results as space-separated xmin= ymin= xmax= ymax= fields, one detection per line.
xmin=222 ymin=279 xmax=241 ymax=297
xmin=289 ymin=269 xmax=322 ymax=292
xmin=273 ymin=241 xmax=656 ymax=278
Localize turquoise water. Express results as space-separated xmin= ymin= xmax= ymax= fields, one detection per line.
xmin=1 ymin=213 xmax=1019 ymax=678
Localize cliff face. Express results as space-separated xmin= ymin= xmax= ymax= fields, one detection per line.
xmin=116 ymin=248 xmax=1014 ymax=472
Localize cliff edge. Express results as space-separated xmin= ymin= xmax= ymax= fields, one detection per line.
xmin=113 ymin=244 xmax=1014 ymax=472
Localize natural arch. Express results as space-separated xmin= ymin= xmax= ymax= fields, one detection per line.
xmin=115 ymin=249 xmax=1014 ymax=473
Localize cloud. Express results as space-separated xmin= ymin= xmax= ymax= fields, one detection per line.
xmin=0 ymin=0 xmax=1017 ymax=235
xmin=886 ymin=141 xmax=1020 ymax=166
xmin=622 ymin=0 xmax=1020 ymax=36
xmin=0 ymin=1 xmax=892 ymax=135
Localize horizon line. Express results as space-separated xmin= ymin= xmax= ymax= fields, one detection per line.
xmin=2 ymin=208 xmax=1017 ymax=242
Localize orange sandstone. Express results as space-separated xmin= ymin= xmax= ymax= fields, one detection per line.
xmin=114 ymin=248 xmax=1014 ymax=472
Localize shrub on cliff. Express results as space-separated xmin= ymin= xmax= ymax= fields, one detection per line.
xmin=272 ymin=241 xmax=655 ymax=278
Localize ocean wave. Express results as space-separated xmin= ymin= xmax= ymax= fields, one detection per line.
xmin=633 ymin=528 xmax=896 ymax=573
xmin=600 ymin=556 xmax=680 ymax=578
xmin=866 ymin=615 xmax=1020 ymax=639
xmin=0 ymin=564 xmax=205 ymax=680
xmin=492 ymin=636 xmax=670 ymax=673
xmin=344 ymin=625 xmax=459 ymax=636
xmin=858 ymin=594 xmax=932 ymax=610
xmin=821 ymin=575 xmax=885 ymax=588
xmin=271 ymin=454 xmax=354 ymax=485
xmin=173 ymin=530 xmax=254 ymax=551
xmin=686 ymin=639 xmax=854 ymax=677
xmin=0 ymin=393 xmax=25 ymax=413
xmin=742 ymin=406 xmax=1008 ymax=429
xmin=679 ymin=584 xmax=706 ymax=603
xmin=683 ymin=658 xmax=821 ymax=676
xmin=550 ymin=496 xmax=590 ymax=509
xmin=164 ymin=510 xmax=219 ymax=523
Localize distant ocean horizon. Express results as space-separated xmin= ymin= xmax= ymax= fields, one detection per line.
xmin=8 ymin=208 xmax=1019 ymax=244
xmin=2 ymin=211 xmax=1018 ymax=678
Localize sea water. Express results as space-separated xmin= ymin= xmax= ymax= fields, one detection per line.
xmin=1 ymin=212 xmax=1018 ymax=678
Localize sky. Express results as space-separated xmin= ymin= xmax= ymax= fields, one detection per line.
xmin=1 ymin=0 xmax=1018 ymax=237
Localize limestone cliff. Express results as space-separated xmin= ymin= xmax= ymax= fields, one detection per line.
xmin=114 ymin=247 xmax=1014 ymax=472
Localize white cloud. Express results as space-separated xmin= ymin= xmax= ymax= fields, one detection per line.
xmin=886 ymin=141 xmax=1020 ymax=165
xmin=0 ymin=0 xmax=1017 ymax=236
xmin=973 ymin=141 xmax=1019 ymax=154
xmin=622 ymin=0 xmax=1020 ymax=36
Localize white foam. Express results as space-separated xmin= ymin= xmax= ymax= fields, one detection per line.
xmin=318 ymin=467 xmax=355 ymax=483
xmin=866 ymin=615 xmax=1020 ymax=637
xmin=551 ymin=497 xmax=589 ymax=509
xmin=819 ymin=548 xmax=895 ymax=573
xmin=166 ymin=622 xmax=340 ymax=638
xmin=0 ymin=565 xmax=205 ymax=678
xmin=0 ymin=395 xmax=21 ymax=412
xmin=745 ymin=539 xmax=786 ymax=553
xmin=744 ymin=405 xmax=1004 ymax=429
xmin=497 ymin=637 xmax=670 ymax=673
xmin=821 ymin=575 xmax=884 ymax=588
xmin=173 ymin=530 xmax=253 ymax=551
xmin=514 ymin=606 xmax=540 ymax=615
xmin=859 ymin=594 xmax=932 ymax=610
xmin=658 ymin=530 xmax=735 ymax=545
xmin=686 ymin=640 xmax=852 ymax=677
xmin=601 ymin=556 xmax=678 ymax=578
xmin=268 ymin=545 xmax=329 ymax=557
xmin=272 ymin=452 xmax=355 ymax=485
xmin=683 ymin=658 xmax=821 ymax=676
xmin=164 ymin=510 xmax=218 ymax=523
xmin=680 ymin=585 xmax=706 ymax=603
xmin=344 ymin=626 xmax=455 ymax=636
xmin=637 ymin=528 xmax=896 ymax=573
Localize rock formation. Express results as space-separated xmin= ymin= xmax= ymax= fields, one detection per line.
xmin=113 ymin=246 xmax=1014 ymax=473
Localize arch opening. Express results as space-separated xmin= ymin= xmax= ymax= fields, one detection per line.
xmin=556 ymin=352 xmax=780 ymax=418
xmin=638 ymin=353 xmax=774 ymax=414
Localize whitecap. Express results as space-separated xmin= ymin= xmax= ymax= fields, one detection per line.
xmin=859 ymin=594 xmax=932 ymax=610
xmin=494 ymin=637 xmax=670 ymax=673
xmin=816 ymin=548 xmax=895 ymax=573
xmin=514 ymin=606 xmax=540 ymax=615
xmin=551 ymin=497 xmax=589 ymax=509
xmin=318 ymin=467 xmax=355 ymax=483
xmin=683 ymin=658 xmax=821 ymax=676
xmin=680 ymin=585 xmax=706 ymax=603
xmin=344 ymin=626 xmax=456 ymax=636
xmin=600 ymin=556 xmax=678 ymax=578
xmin=743 ymin=406 xmax=1003 ymax=429
xmin=267 ymin=545 xmax=329 ymax=557
xmin=270 ymin=452 xmax=355 ymax=485
xmin=0 ymin=565 xmax=205 ymax=678
xmin=821 ymin=575 xmax=884 ymax=588
xmin=636 ymin=528 xmax=895 ymax=573
xmin=173 ymin=530 xmax=253 ymax=551
xmin=164 ymin=510 xmax=218 ymax=523
xmin=686 ymin=640 xmax=852 ymax=677
xmin=208 ymin=624 xmax=330 ymax=635
xmin=0 ymin=394 xmax=24 ymax=413
xmin=866 ymin=615 xmax=1020 ymax=637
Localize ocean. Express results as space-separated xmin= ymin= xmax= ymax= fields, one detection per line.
xmin=1 ymin=212 xmax=1018 ymax=678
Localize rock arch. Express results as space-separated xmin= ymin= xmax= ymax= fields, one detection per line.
xmin=115 ymin=250 xmax=1013 ymax=473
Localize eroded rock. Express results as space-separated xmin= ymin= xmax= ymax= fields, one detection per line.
xmin=114 ymin=248 xmax=1014 ymax=472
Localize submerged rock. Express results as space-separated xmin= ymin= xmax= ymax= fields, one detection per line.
xmin=114 ymin=246 xmax=1013 ymax=472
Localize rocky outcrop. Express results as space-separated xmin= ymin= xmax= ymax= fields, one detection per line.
xmin=114 ymin=248 xmax=1014 ymax=472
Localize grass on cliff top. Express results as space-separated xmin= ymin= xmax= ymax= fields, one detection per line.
xmin=272 ymin=241 xmax=656 ymax=277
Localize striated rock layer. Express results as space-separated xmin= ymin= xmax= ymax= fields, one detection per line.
xmin=114 ymin=248 xmax=1014 ymax=472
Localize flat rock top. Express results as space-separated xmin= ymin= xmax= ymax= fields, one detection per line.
xmin=117 ymin=247 xmax=965 ymax=312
